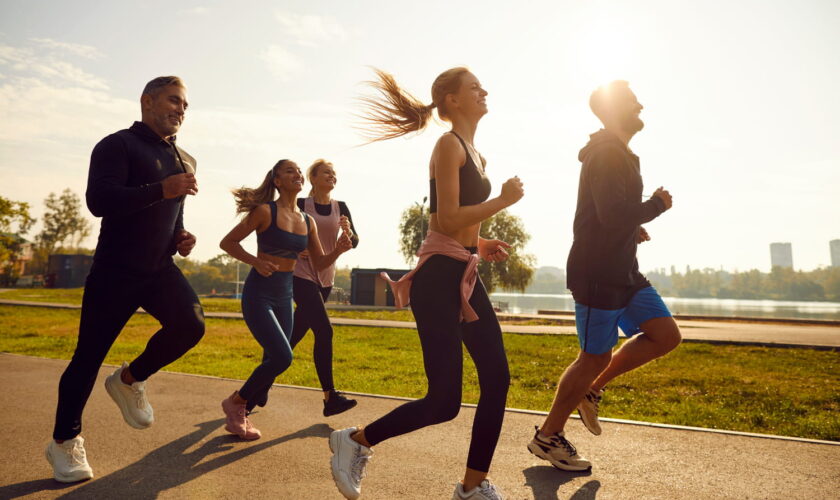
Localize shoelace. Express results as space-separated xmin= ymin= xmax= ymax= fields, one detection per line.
xmin=478 ymin=482 xmax=502 ymax=500
xmin=63 ymin=442 xmax=87 ymax=466
xmin=551 ymin=434 xmax=578 ymax=456
xmin=132 ymin=384 xmax=148 ymax=410
xmin=350 ymin=450 xmax=371 ymax=483
xmin=588 ymin=391 xmax=601 ymax=411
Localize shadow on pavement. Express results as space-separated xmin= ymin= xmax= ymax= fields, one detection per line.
xmin=1 ymin=419 xmax=332 ymax=500
xmin=523 ymin=466 xmax=599 ymax=500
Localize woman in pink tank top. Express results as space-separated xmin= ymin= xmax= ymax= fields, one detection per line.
xmin=290 ymin=159 xmax=360 ymax=417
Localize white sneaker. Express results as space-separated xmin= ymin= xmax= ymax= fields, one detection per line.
xmin=452 ymin=479 xmax=505 ymax=499
xmin=577 ymin=388 xmax=604 ymax=436
xmin=329 ymin=427 xmax=372 ymax=500
xmin=104 ymin=362 xmax=154 ymax=429
xmin=527 ymin=426 xmax=592 ymax=471
xmin=46 ymin=436 xmax=94 ymax=483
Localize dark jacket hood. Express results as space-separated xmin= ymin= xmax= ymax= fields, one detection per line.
xmin=578 ymin=129 xmax=626 ymax=163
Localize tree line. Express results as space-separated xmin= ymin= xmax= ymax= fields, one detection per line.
xmin=1 ymin=191 xmax=92 ymax=285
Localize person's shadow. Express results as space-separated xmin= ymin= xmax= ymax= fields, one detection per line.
xmin=0 ymin=419 xmax=332 ymax=500
xmin=523 ymin=466 xmax=600 ymax=500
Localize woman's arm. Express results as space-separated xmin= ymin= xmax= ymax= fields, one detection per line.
xmin=219 ymin=205 xmax=279 ymax=276
xmin=306 ymin=217 xmax=352 ymax=271
xmin=434 ymin=134 xmax=524 ymax=233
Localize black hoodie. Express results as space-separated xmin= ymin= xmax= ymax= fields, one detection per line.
xmin=86 ymin=121 xmax=196 ymax=274
xmin=566 ymin=129 xmax=666 ymax=309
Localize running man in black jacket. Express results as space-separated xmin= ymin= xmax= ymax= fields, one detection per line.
xmin=527 ymin=81 xmax=681 ymax=471
xmin=46 ymin=76 xmax=205 ymax=483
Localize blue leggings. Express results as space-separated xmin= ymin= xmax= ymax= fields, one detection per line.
xmin=238 ymin=268 xmax=294 ymax=411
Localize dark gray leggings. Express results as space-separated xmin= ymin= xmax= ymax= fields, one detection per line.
xmin=363 ymin=254 xmax=510 ymax=473
xmin=289 ymin=276 xmax=334 ymax=391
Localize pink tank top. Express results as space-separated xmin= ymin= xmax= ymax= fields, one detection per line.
xmin=293 ymin=197 xmax=341 ymax=287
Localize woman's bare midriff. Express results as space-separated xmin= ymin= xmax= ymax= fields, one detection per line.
xmin=429 ymin=215 xmax=480 ymax=249
xmin=257 ymin=251 xmax=298 ymax=272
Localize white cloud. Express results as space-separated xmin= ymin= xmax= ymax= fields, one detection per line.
xmin=30 ymin=38 xmax=103 ymax=59
xmin=259 ymin=44 xmax=303 ymax=81
xmin=0 ymin=42 xmax=109 ymax=90
xmin=273 ymin=11 xmax=347 ymax=47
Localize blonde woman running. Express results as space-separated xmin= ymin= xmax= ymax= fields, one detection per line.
xmin=329 ymin=68 xmax=524 ymax=500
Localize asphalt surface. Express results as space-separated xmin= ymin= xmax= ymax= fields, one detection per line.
xmin=1 ymin=299 xmax=838 ymax=349
xmin=1 ymin=354 xmax=838 ymax=500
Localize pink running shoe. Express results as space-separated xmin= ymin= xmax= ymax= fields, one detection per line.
xmin=221 ymin=393 xmax=261 ymax=440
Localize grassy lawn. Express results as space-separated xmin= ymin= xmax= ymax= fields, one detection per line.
xmin=1 ymin=304 xmax=837 ymax=441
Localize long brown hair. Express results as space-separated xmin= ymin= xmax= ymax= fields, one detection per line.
xmin=358 ymin=67 xmax=470 ymax=142
xmin=307 ymin=159 xmax=333 ymax=197
xmin=232 ymin=159 xmax=289 ymax=214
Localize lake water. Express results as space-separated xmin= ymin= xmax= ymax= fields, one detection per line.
xmin=489 ymin=293 xmax=840 ymax=320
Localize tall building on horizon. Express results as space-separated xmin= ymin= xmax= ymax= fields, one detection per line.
xmin=831 ymin=239 xmax=840 ymax=267
xmin=770 ymin=242 xmax=793 ymax=269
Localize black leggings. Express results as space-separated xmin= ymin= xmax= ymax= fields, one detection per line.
xmin=363 ymin=255 xmax=510 ymax=473
xmin=289 ymin=276 xmax=334 ymax=391
xmin=53 ymin=263 xmax=205 ymax=440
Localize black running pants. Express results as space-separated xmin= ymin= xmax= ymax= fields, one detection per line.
xmin=53 ymin=263 xmax=205 ymax=440
xmin=363 ymin=255 xmax=510 ymax=472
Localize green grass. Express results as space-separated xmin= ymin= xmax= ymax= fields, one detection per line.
xmin=1 ymin=305 xmax=837 ymax=441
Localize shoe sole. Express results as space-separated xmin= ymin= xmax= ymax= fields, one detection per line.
xmin=576 ymin=406 xmax=602 ymax=436
xmin=329 ymin=431 xmax=360 ymax=500
xmin=104 ymin=376 xmax=153 ymax=430
xmin=46 ymin=447 xmax=94 ymax=483
xmin=527 ymin=442 xmax=592 ymax=472
xmin=323 ymin=399 xmax=358 ymax=417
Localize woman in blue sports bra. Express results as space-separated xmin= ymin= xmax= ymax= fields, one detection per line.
xmin=219 ymin=159 xmax=353 ymax=440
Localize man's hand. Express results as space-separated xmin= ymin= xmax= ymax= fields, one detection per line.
xmin=162 ymin=173 xmax=198 ymax=199
xmin=652 ymin=186 xmax=672 ymax=210
xmin=637 ymin=226 xmax=651 ymax=244
xmin=479 ymin=239 xmax=511 ymax=262
xmin=175 ymin=230 xmax=196 ymax=257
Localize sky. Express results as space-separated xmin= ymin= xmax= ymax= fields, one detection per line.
xmin=1 ymin=0 xmax=838 ymax=274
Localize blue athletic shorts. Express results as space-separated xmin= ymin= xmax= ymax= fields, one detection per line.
xmin=574 ymin=286 xmax=672 ymax=355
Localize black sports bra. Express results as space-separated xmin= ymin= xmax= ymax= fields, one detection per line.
xmin=429 ymin=132 xmax=492 ymax=213
xmin=256 ymin=201 xmax=310 ymax=259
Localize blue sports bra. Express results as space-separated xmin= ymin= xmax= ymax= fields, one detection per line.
xmin=256 ymin=201 xmax=310 ymax=259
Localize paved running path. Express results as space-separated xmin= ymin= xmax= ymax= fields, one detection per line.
xmin=1 ymin=354 xmax=837 ymax=499
xmin=1 ymin=299 xmax=838 ymax=348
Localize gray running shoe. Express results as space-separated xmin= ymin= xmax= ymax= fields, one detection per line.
xmin=527 ymin=425 xmax=592 ymax=471
xmin=452 ymin=479 xmax=505 ymax=499
xmin=577 ymin=388 xmax=604 ymax=436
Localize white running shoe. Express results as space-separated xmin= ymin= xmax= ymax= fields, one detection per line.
xmin=527 ymin=426 xmax=592 ymax=471
xmin=452 ymin=479 xmax=505 ymax=499
xmin=46 ymin=436 xmax=94 ymax=483
xmin=577 ymin=388 xmax=604 ymax=436
xmin=104 ymin=362 xmax=154 ymax=429
xmin=329 ymin=427 xmax=372 ymax=500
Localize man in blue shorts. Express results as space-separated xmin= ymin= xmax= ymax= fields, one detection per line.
xmin=527 ymin=81 xmax=681 ymax=471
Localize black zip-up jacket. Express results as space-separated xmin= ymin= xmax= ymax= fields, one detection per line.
xmin=566 ymin=129 xmax=666 ymax=308
xmin=86 ymin=121 xmax=196 ymax=274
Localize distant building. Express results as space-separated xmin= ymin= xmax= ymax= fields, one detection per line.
xmin=350 ymin=268 xmax=410 ymax=306
xmin=831 ymin=239 xmax=840 ymax=268
xmin=46 ymin=254 xmax=93 ymax=288
xmin=769 ymin=242 xmax=793 ymax=269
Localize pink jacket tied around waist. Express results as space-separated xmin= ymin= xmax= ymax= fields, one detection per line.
xmin=379 ymin=231 xmax=480 ymax=323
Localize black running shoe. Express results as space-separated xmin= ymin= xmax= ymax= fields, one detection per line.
xmin=324 ymin=391 xmax=358 ymax=417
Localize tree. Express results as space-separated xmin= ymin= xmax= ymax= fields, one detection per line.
xmin=0 ymin=196 xmax=36 ymax=285
xmin=35 ymin=189 xmax=93 ymax=255
xmin=478 ymin=210 xmax=536 ymax=293
xmin=397 ymin=199 xmax=429 ymax=265
xmin=397 ymin=204 xmax=535 ymax=293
